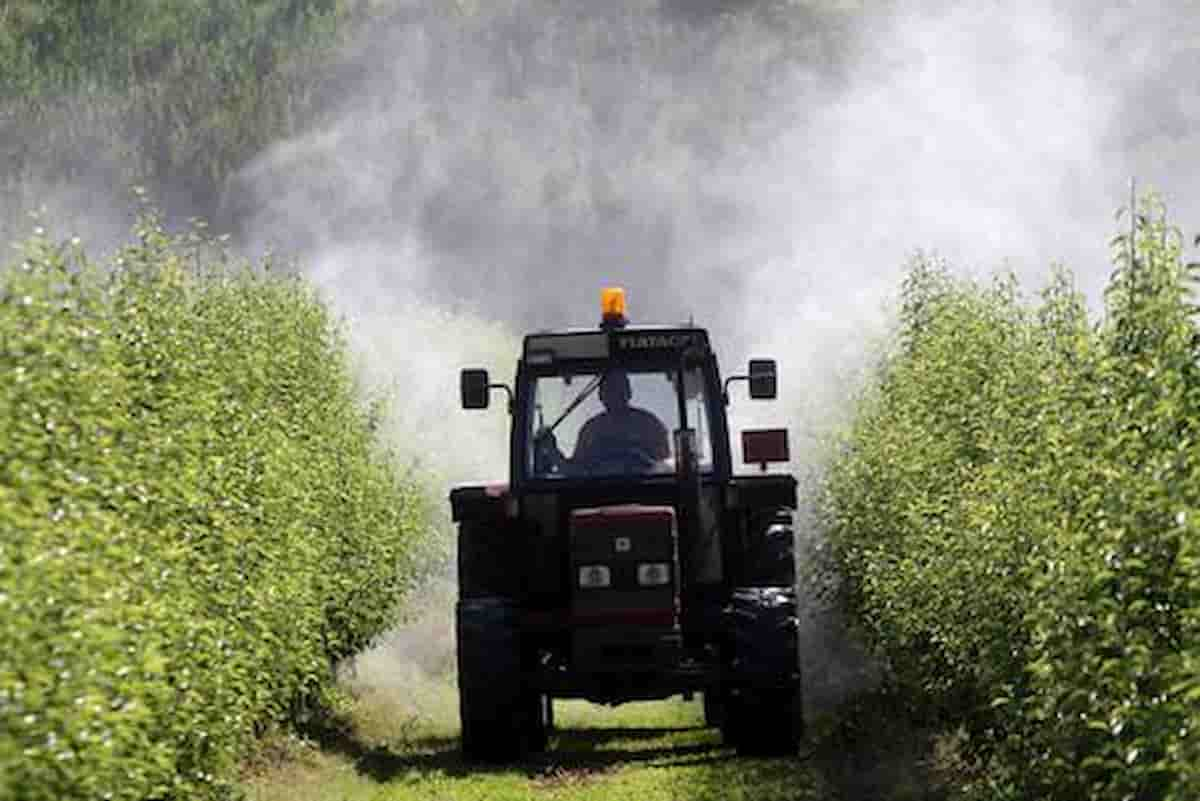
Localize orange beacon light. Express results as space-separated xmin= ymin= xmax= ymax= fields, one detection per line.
xmin=600 ymin=287 xmax=627 ymax=328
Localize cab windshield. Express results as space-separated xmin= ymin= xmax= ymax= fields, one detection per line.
xmin=528 ymin=366 xmax=714 ymax=479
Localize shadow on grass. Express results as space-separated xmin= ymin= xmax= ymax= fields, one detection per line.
xmin=306 ymin=720 xmax=732 ymax=784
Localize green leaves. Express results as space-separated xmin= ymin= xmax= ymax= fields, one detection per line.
xmin=824 ymin=199 xmax=1200 ymax=800
xmin=0 ymin=215 xmax=426 ymax=800
xmin=0 ymin=0 xmax=345 ymax=99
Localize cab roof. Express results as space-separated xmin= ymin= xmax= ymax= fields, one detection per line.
xmin=523 ymin=326 xmax=712 ymax=365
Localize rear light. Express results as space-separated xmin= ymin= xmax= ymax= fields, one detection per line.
xmin=578 ymin=565 xmax=612 ymax=588
xmin=636 ymin=563 xmax=671 ymax=587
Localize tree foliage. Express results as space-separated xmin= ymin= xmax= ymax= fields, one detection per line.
xmin=824 ymin=199 xmax=1200 ymax=800
xmin=0 ymin=0 xmax=351 ymax=243
xmin=0 ymin=213 xmax=427 ymax=800
xmin=0 ymin=0 xmax=343 ymax=96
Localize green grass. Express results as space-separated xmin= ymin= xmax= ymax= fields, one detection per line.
xmin=245 ymin=695 xmax=827 ymax=801
xmin=240 ymin=584 xmax=828 ymax=800
xmin=241 ymin=590 xmax=960 ymax=801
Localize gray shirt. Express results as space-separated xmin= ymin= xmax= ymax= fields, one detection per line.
xmin=573 ymin=407 xmax=670 ymax=465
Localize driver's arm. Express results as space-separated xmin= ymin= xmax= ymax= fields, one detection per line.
xmin=571 ymin=418 xmax=599 ymax=464
xmin=648 ymin=415 xmax=671 ymax=460
xmin=627 ymin=408 xmax=671 ymax=460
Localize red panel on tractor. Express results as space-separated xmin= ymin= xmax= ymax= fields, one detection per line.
xmin=571 ymin=505 xmax=675 ymax=527
xmin=742 ymin=428 xmax=790 ymax=465
xmin=569 ymin=505 xmax=676 ymax=563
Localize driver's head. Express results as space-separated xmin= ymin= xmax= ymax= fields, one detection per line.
xmin=599 ymin=369 xmax=632 ymax=412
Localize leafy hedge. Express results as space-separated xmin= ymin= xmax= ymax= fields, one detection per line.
xmin=823 ymin=201 xmax=1200 ymax=800
xmin=1 ymin=0 xmax=351 ymax=245
xmin=0 ymin=0 xmax=342 ymax=99
xmin=0 ymin=214 xmax=427 ymax=800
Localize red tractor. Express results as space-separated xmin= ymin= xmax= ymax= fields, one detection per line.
xmin=453 ymin=288 xmax=800 ymax=759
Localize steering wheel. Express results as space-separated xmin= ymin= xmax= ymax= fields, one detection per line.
xmin=577 ymin=440 xmax=658 ymax=476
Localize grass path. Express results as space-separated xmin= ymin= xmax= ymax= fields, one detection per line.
xmin=245 ymin=694 xmax=828 ymax=801
xmin=240 ymin=690 xmax=830 ymax=796
xmin=242 ymin=588 xmax=953 ymax=801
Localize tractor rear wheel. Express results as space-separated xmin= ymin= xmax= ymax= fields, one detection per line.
xmin=458 ymin=598 xmax=524 ymax=761
xmin=703 ymin=689 xmax=725 ymax=728
xmin=722 ymin=587 xmax=803 ymax=756
xmin=724 ymin=685 xmax=802 ymax=756
xmin=524 ymin=691 xmax=549 ymax=753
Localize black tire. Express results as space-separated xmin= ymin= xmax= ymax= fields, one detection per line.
xmin=724 ymin=686 xmax=803 ymax=756
xmin=723 ymin=587 xmax=803 ymax=756
xmin=703 ymin=690 xmax=724 ymax=728
xmin=523 ymin=691 xmax=549 ymax=753
xmin=458 ymin=522 xmax=520 ymax=598
xmin=458 ymin=598 xmax=524 ymax=761
xmin=744 ymin=510 xmax=796 ymax=587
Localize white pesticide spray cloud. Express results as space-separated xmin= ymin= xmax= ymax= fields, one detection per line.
xmin=729 ymin=0 xmax=1199 ymax=443
xmin=224 ymin=0 xmax=1200 ymax=704
xmin=230 ymin=0 xmax=1200 ymax=432
xmin=303 ymin=235 xmax=517 ymax=488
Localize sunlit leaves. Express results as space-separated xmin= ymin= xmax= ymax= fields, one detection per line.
xmin=0 ymin=215 xmax=427 ymax=800
xmin=824 ymin=199 xmax=1200 ymax=800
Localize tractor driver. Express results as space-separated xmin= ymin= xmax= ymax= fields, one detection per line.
xmin=571 ymin=368 xmax=671 ymax=471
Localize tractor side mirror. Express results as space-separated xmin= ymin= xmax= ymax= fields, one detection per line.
xmin=748 ymin=359 xmax=777 ymax=400
xmin=722 ymin=358 xmax=779 ymax=404
xmin=461 ymin=368 xmax=491 ymax=409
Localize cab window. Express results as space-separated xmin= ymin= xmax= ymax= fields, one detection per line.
xmin=527 ymin=366 xmax=714 ymax=478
